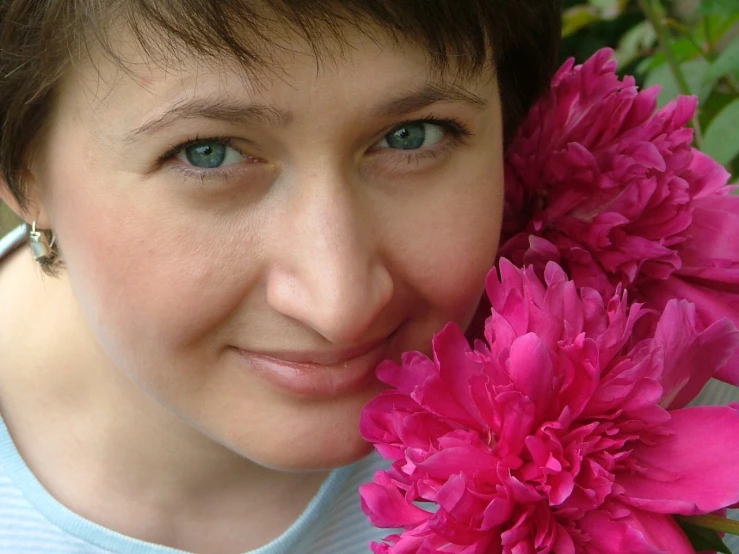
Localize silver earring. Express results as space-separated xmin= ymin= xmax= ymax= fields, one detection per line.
xmin=28 ymin=221 xmax=57 ymax=265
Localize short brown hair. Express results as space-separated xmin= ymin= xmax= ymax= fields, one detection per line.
xmin=0 ymin=0 xmax=561 ymax=209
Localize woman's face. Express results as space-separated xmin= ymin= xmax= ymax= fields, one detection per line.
xmin=32 ymin=29 xmax=505 ymax=470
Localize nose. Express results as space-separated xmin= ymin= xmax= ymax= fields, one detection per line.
xmin=265 ymin=174 xmax=394 ymax=345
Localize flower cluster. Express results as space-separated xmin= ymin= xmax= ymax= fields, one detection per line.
xmin=359 ymin=49 xmax=739 ymax=553
xmin=499 ymin=48 xmax=739 ymax=384
xmin=360 ymin=261 xmax=739 ymax=553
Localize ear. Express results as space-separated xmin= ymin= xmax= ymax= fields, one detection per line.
xmin=0 ymin=172 xmax=52 ymax=229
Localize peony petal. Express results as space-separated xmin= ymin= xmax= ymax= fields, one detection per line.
xmin=653 ymin=300 xmax=739 ymax=408
xmin=376 ymin=353 xmax=438 ymax=393
xmin=492 ymin=391 xmax=537 ymax=458
xmin=412 ymin=445 xmax=499 ymax=481
xmin=360 ymin=472 xmax=431 ymax=529
xmin=482 ymin=489 xmax=514 ymax=529
xmin=578 ymin=508 xmax=666 ymax=553
xmin=618 ymin=406 xmax=739 ymax=514
xmin=640 ymin=277 xmax=739 ymax=387
xmin=578 ymin=503 xmax=693 ymax=554
xmin=618 ymin=507 xmax=696 ymax=554
xmin=556 ymin=335 xmax=601 ymax=420
xmin=680 ymin=193 xmax=739 ymax=265
xmin=508 ymin=333 xmax=554 ymax=411
xmin=428 ymin=323 xmax=487 ymax=429
xmin=687 ymin=150 xmax=732 ymax=198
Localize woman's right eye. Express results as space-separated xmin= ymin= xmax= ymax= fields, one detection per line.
xmin=175 ymin=140 xmax=245 ymax=169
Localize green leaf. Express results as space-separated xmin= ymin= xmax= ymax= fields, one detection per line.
xmin=705 ymin=39 xmax=739 ymax=87
xmin=699 ymin=90 xmax=736 ymax=131
xmin=669 ymin=37 xmax=705 ymax=63
xmin=644 ymin=58 xmax=711 ymax=106
xmin=614 ymin=21 xmax=657 ymax=68
xmin=698 ymin=0 xmax=739 ymax=15
xmin=562 ymin=6 xmax=600 ymax=38
xmin=701 ymin=14 xmax=739 ymax=46
xmin=678 ymin=521 xmax=732 ymax=554
xmin=703 ymin=97 xmax=739 ymax=165
xmin=588 ymin=0 xmax=626 ymax=19
xmin=637 ymin=54 xmax=665 ymax=76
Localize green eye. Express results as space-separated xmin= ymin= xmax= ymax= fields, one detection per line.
xmin=378 ymin=122 xmax=446 ymax=151
xmin=178 ymin=141 xmax=244 ymax=169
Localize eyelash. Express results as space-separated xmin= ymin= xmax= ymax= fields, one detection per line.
xmin=158 ymin=116 xmax=473 ymax=182
xmin=375 ymin=116 xmax=473 ymax=166
xmin=158 ymin=135 xmax=249 ymax=183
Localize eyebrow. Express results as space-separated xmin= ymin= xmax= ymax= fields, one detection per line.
xmin=372 ymin=82 xmax=488 ymax=118
xmin=124 ymin=81 xmax=488 ymax=142
xmin=124 ymin=99 xmax=290 ymax=142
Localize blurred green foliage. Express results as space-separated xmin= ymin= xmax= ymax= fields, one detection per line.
xmin=561 ymin=0 xmax=739 ymax=177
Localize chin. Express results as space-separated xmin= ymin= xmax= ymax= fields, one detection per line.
xmin=243 ymin=428 xmax=376 ymax=472
xmin=281 ymin=440 xmax=375 ymax=472
xmin=215 ymin=386 xmax=384 ymax=473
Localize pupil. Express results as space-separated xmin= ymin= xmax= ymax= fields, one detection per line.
xmin=386 ymin=123 xmax=426 ymax=150
xmin=186 ymin=142 xmax=227 ymax=168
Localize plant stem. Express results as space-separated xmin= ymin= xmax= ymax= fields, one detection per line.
xmin=665 ymin=18 xmax=705 ymax=55
xmin=636 ymin=0 xmax=704 ymax=147
xmin=704 ymin=16 xmax=715 ymax=58
xmin=678 ymin=515 xmax=739 ymax=536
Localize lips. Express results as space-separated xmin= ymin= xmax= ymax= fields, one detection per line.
xmin=252 ymin=339 xmax=388 ymax=365
xmin=232 ymin=339 xmax=390 ymax=399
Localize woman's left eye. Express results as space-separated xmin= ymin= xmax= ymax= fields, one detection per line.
xmin=175 ymin=140 xmax=245 ymax=169
xmin=376 ymin=122 xmax=446 ymax=151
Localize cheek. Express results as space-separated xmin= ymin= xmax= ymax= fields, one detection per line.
xmin=395 ymin=160 xmax=504 ymax=327
xmin=50 ymin=182 xmax=257 ymax=370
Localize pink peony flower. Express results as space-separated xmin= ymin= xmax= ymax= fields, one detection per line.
xmin=360 ymin=260 xmax=739 ymax=553
xmin=499 ymin=48 xmax=739 ymax=385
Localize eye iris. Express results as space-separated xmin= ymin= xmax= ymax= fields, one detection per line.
xmin=185 ymin=142 xmax=227 ymax=168
xmin=386 ymin=123 xmax=426 ymax=150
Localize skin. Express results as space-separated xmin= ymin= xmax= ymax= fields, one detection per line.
xmin=0 ymin=25 xmax=504 ymax=554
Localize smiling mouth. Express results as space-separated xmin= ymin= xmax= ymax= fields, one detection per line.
xmin=232 ymin=339 xmax=391 ymax=399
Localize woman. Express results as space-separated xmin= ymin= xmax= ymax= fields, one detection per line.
xmin=0 ymin=2 xmax=562 ymax=553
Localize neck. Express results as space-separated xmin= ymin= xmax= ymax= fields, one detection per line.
xmin=0 ymin=248 xmax=330 ymax=553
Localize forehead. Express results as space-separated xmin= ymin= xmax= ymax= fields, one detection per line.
xmin=56 ymin=23 xmax=495 ymax=136
xmin=64 ymin=3 xmax=496 ymax=102
xmin=89 ymin=1 xmax=495 ymax=78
